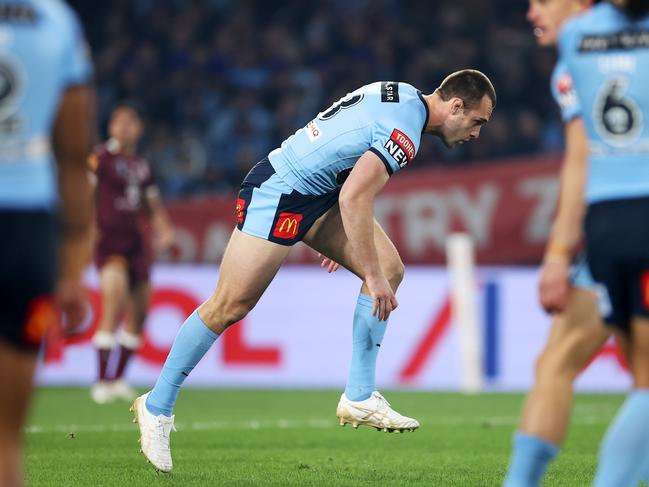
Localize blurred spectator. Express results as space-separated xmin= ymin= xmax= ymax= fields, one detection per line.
xmin=70 ymin=0 xmax=563 ymax=199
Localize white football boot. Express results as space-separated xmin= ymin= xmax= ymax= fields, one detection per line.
xmin=130 ymin=392 xmax=176 ymax=473
xmin=110 ymin=379 xmax=137 ymax=401
xmin=336 ymin=391 xmax=420 ymax=433
xmin=90 ymin=381 xmax=114 ymax=404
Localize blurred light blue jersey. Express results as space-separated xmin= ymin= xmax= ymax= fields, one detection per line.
xmin=559 ymin=3 xmax=649 ymax=204
xmin=268 ymin=82 xmax=428 ymax=196
xmin=0 ymin=0 xmax=92 ymax=210
xmin=550 ymin=59 xmax=582 ymax=122
xmin=551 ymin=61 xmax=595 ymax=290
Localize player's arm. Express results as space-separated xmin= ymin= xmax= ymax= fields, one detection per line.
xmin=146 ymin=188 xmax=175 ymax=252
xmin=539 ymin=117 xmax=589 ymax=314
xmin=53 ymin=84 xmax=96 ymax=328
xmin=339 ymin=150 xmax=396 ymax=321
xmin=86 ymin=152 xmax=100 ymax=246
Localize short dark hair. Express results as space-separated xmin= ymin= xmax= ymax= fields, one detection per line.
xmin=618 ymin=0 xmax=649 ymax=19
xmin=435 ymin=69 xmax=497 ymax=110
xmin=111 ymin=101 xmax=145 ymax=122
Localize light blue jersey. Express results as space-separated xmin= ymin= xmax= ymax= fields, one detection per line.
xmin=0 ymin=0 xmax=92 ymax=209
xmin=550 ymin=59 xmax=582 ymax=122
xmin=559 ymin=3 xmax=649 ymax=203
xmin=268 ymin=82 xmax=428 ymax=196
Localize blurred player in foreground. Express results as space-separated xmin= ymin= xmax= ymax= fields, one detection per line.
xmin=89 ymin=104 xmax=174 ymax=404
xmin=131 ymin=70 xmax=496 ymax=472
xmin=554 ymin=0 xmax=649 ymax=485
xmin=503 ymin=1 xmax=607 ymax=486
xmin=0 ymin=1 xmax=94 ymax=485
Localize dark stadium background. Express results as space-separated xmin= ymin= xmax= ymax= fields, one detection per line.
xmin=67 ymin=0 xmax=555 ymax=199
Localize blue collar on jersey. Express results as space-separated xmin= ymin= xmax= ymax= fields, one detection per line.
xmin=417 ymin=90 xmax=429 ymax=134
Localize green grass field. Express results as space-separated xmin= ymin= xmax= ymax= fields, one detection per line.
xmin=25 ymin=388 xmax=627 ymax=486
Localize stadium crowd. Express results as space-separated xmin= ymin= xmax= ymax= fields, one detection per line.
xmin=72 ymin=0 xmax=561 ymax=198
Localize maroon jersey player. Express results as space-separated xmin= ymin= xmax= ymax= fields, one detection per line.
xmin=89 ymin=103 xmax=174 ymax=404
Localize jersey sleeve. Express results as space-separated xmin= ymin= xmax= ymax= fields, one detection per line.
xmin=554 ymin=21 xmax=583 ymax=122
xmin=368 ymin=105 xmax=421 ymax=176
xmin=550 ymin=60 xmax=581 ymax=122
xmin=60 ymin=7 xmax=93 ymax=87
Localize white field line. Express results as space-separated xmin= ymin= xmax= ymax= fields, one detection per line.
xmin=24 ymin=414 xmax=612 ymax=435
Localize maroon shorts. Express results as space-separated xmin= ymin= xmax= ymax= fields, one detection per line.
xmin=95 ymin=231 xmax=152 ymax=285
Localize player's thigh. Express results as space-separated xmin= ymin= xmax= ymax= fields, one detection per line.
xmin=302 ymin=203 xmax=403 ymax=284
xmin=540 ymin=287 xmax=610 ymax=375
xmin=202 ymin=228 xmax=291 ymax=315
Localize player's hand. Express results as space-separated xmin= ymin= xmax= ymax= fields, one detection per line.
xmin=56 ymin=278 xmax=87 ymax=331
xmin=317 ymin=253 xmax=340 ymax=273
xmin=539 ymin=256 xmax=571 ymax=314
xmin=366 ymin=273 xmax=398 ymax=321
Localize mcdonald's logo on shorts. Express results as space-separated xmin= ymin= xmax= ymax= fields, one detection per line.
xmin=273 ymin=212 xmax=303 ymax=239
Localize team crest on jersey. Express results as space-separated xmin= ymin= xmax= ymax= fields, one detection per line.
xmin=556 ymin=73 xmax=578 ymax=113
xmin=384 ymin=129 xmax=415 ymax=167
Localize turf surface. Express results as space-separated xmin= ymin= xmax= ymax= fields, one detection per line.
xmin=25 ymin=388 xmax=626 ymax=486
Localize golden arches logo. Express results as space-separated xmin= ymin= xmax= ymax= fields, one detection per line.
xmin=273 ymin=212 xmax=303 ymax=239
xmin=278 ymin=217 xmax=299 ymax=235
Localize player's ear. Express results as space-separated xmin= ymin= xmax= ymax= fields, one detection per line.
xmin=450 ymin=97 xmax=464 ymax=115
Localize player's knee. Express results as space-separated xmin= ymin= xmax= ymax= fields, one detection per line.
xmin=534 ymin=346 xmax=578 ymax=383
xmin=223 ymin=301 xmax=253 ymax=326
xmin=199 ymin=298 xmax=254 ymax=333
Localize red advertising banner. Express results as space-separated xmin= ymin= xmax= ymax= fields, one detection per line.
xmin=161 ymin=155 xmax=561 ymax=265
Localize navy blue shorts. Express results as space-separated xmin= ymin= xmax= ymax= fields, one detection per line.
xmin=236 ymin=158 xmax=340 ymax=246
xmin=0 ymin=210 xmax=57 ymax=352
xmin=585 ymin=196 xmax=649 ymax=330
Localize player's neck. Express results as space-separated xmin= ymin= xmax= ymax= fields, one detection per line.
xmin=107 ymin=137 xmax=137 ymax=156
xmin=422 ymin=92 xmax=445 ymax=134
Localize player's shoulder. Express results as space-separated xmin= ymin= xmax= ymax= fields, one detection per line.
xmin=358 ymin=81 xmax=419 ymax=101
xmin=373 ymin=82 xmax=427 ymax=130
xmin=34 ymin=0 xmax=81 ymax=31
xmin=561 ymin=3 xmax=620 ymax=39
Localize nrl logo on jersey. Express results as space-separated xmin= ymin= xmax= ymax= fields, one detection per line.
xmin=306 ymin=120 xmax=321 ymax=142
xmin=556 ymin=73 xmax=578 ymax=113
